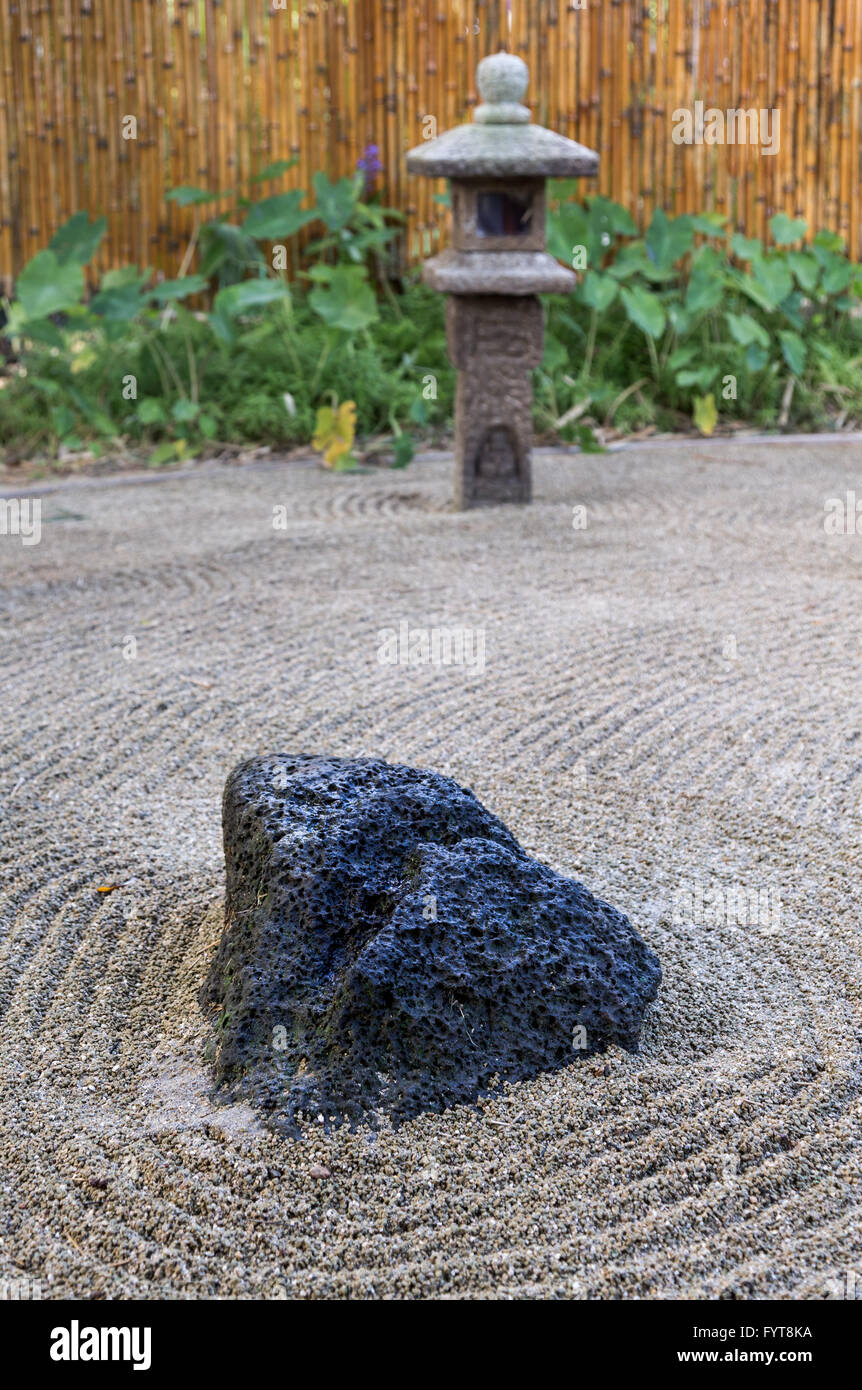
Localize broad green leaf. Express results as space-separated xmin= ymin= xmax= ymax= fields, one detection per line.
xmin=102 ymin=265 xmax=149 ymax=289
xmin=580 ymin=269 xmax=618 ymax=312
xmin=725 ymin=311 xmax=770 ymax=348
xmin=137 ymin=399 xmax=167 ymax=425
xmin=778 ymin=329 xmax=806 ymax=375
xmin=734 ymin=271 xmax=777 ymax=312
xmin=208 ymin=310 xmax=236 ymax=347
xmin=693 ymin=393 xmax=718 ymax=436
xmin=308 ymin=265 xmax=378 ymax=332
xmin=15 ymin=250 xmax=84 ymax=319
xmin=668 ymin=345 xmax=698 ymax=370
xmin=546 ymin=201 xmax=592 ymax=268
xmin=198 ymin=412 xmax=219 ymax=439
xmin=542 ymin=333 xmax=568 ymax=373
xmin=147 ymin=275 xmax=209 ymax=304
xmin=751 ymin=255 xmax=793 ymax=306
xmin=199 ymin=222 xmax=265 ymax=279
xmin=588 ymin=195 xmax=637 ymax=240
xmin=90 ymin=274 xmax=151 ymax=321
xmin=786 ymin=251 xmax=819 ymax=292
xmin=745 ymin=343 xmax=769 ymax=371
xmin=691 ymin=243 xmax=726 ymax=274
xmin=620 ymin=284 xmax=666 ymax=338
xmin=213 ymin=279 xmax=289 ymax=318
xmin=820 ymin=256 xmax=854 ymax=295
xmin=171 ymin=398 xmax=200 ymax=422
xmin=251 ymin=158 xmax=298 ymax=184
xmin=242 ymin=191 xmax=313 ymax=240
xmin=606 ymin=243 xmax=653 ymax=280
xmin=667 ymin=304 xmax=693 ymax=337
xmin=685 ymin=269 xmax=724 ymax=314
xmin=769 ymin=212 xmax=808 ymax=245
xmin=391 ymin=434 xmax=414 ymax=469
xmin=6 ymin=310 xmax=64 ymax=347
xmin=730 ymin=233 xmax=763 ymax=261
xmin=167 ymin=186 xmax=233 ymax=206
xmin=688 ymin=212 xmax=728 ymax=235
xmin=676 ymin=366 xmax=719 ymax=390
xmin=812 ymin=229 xmax=845 ymax=257
xmin=304 ymin=264 xmax=336 ymax=283
xmin=312 ymin=171 xmax=361 ymax=232
xmin=779 ymin=290 xmax=807 ymax=330
xmin=646 ymin=208 xmax=694 ymax=270
xmin=48 ymin=213 xmax=107 ymax=266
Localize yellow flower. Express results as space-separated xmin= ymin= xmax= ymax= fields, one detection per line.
xmin=312 ymin=399 xmax=356 ymax=468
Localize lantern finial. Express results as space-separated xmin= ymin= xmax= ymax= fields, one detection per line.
xmin=474 ymin=53 xmax=530 ymax=124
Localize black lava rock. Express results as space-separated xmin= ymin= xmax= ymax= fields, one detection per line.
xmin=202 ymin=754 xmax=661 ymax=1129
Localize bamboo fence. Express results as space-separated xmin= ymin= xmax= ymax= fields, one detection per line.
xmin=0 ymin=0 xmax=860 ymax=294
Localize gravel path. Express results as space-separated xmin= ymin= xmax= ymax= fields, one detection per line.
xmin=1 ymin=442 xmax=860 ymax=1300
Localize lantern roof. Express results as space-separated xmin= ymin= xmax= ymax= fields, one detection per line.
xmin=406 ymin=53 xmax=599 ymax=181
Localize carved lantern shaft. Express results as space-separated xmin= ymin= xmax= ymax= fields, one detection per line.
xmin=406 ymin=53 xmax=599 ymax=508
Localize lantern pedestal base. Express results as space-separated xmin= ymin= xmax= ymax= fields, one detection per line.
xmin=446 ymin=294 xmax=544 ymax=510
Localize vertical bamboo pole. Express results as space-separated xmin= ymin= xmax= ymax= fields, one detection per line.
xmin=394 ymin=0 xmax=407 ymax=233
xmin=772 ymin=0 xmax=782 ymax=229
xmin=785 ymin=0 xmax=799 ymax=225
xmin=39 ymin=0 xmax=62 ymax=260
xmin=93 ymin=1 xmax=110 ymax=272
xmin=835 ymin=0 xmax=849 ymax=245
xmin=261 ymin=2 xmax=274 ymax=174
xmin=418 ymin=0 xmax=430 ymax=255
xmin=579 ymin=0 xmax=594 ymax=181
xmin=403 ymin=0 xmax=416 ymax=255
xmin=745 ymin=0 xmax=758 ymax=238
xmin=653 ymin=0 xmax=666 ymax=214
xmin=633 ymin=0 xmax=647 ymax=225
xmin=716 ymin=0 xmax=725 ymax=224
xmin=850 ymin=0 xmax=862 ymax=257
xmin=101 ymin=0 xmax=119 ymax=277
xmin=383 ymin=0 xmax=397 ymax=210
xmin=563 ymin=0 xmax=576 ymax=144
xmin=120 ymin=0 xmax=139 ymax=270
xmin=15 ymin=1 xmax=39 ymax=260
xmin=669 ymin=0 xmax=685 ymax=218
xmin=598 ymin=0 xmax=612 ymax=191
xmin=617 ymin=0 xmax=631 ymax=221
xmin=774 ymin=0 xmax=787 ymax=224
xmin=812 ymin=0 xmax=826 ymax=236
xmin=0 ymin=0 xmax=12 ymax=290
xmin=141 ymin=0 xmax=159 ymax=273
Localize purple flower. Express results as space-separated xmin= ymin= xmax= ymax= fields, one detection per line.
xmin=357 ymin=143 xmax=383 ymax=194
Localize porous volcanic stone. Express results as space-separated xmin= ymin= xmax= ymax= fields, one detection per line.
xmin=202 ymin=755 xmax=661 ymax=1129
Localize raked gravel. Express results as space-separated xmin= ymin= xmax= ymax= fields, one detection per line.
xmin=0 ymin=442 xmax=860 ymax=1300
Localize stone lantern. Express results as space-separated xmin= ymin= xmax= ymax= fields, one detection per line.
xmin=406 ymin=53 xmax=598 ymax=508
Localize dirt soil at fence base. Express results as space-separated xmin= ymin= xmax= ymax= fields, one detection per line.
xmin=0 ymin=442 xmax=859 ymax=1299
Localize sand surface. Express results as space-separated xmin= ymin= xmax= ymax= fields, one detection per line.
xmin=1 ymin=443 xmax=860 ymax=1299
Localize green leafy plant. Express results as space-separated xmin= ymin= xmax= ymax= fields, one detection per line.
xmin=541 ymin=189 xmax=862 ymax=438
